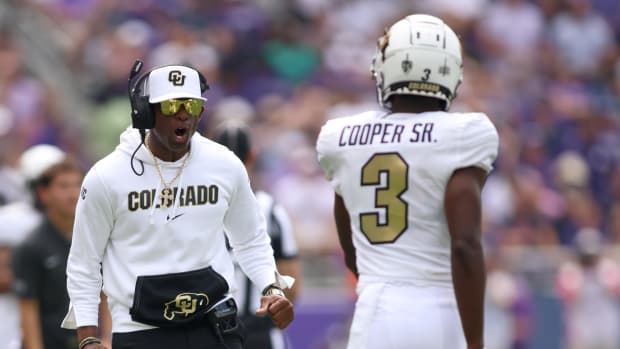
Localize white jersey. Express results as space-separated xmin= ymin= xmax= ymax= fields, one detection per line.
xmin=63 ymin=127 xmax=277 ymax=333
xmin=317 ymin=110 xmax=498 ymax=286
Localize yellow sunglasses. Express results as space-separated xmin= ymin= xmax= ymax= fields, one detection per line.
xmin=160 ymin=98 xmax=204 ymax=117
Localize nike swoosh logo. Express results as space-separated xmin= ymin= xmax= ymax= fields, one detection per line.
xmin=166 ymin=213 xmax=185 ymax=221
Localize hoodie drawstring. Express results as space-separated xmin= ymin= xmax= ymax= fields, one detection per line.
xmin=163 ymin=150 xmax=190 ymax=225
xmin=166 ymin=163 xmax=186 ymax=225
xmin=149 ymin=180 xmax=161 ymax=225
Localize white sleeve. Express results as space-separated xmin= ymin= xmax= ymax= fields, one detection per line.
xmin=64 ymin=166 xmax=114 ymax=328
xmin=316 ymin=120 xmax=343 ymax=194
xmin=224 ymin=160 xmax=277 ymax=291
xmin=457 ymin=114 xmax=499 ymax=173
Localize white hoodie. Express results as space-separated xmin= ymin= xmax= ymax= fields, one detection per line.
xmin=63 ymin=127 xmax=277 ymax=333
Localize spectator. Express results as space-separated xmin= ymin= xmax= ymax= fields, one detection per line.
xmin=0 ymin=144 xmax=65 ymax=349
xmin=476 ymin=0 xmax=544 ymax=65
xmin=556 ymin=227 xmax=620 ymax=349
xmin=0 ymin=245 xmax=18 ymax=349
xmin=12 ymin=155 xmax=84 ymax=349
xmin=547 ymin=0 xmax=616 ymax=78
xmin=484 ymin=249 xmax=534 ymax=349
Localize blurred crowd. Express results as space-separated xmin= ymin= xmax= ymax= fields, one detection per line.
xmin=1 ymin=0 xmax=620 ymax=348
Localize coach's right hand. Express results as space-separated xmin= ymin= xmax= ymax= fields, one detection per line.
xmin=256 ymin=286 xmax=294 ymax=329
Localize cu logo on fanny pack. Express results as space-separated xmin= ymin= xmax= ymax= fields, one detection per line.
xmin=168 ymin=70 xmax=186 ymax=86
xmin=163 ymin=292 xmax=209 ymax=320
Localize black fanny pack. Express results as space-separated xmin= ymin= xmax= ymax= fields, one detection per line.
xmin=130 ymin=266 xmax=229 ymax=327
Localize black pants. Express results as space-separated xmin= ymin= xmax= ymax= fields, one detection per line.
xmin=240 ymin=316 xmax=280 ymax=349
xmin=243 ymin=330 xmax=273 ymax=349
xmin=112 ymin=321 xmax=244 ymax=349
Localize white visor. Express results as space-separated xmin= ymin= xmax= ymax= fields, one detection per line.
xmin=148 ymin=65 xmax=207 ymax=103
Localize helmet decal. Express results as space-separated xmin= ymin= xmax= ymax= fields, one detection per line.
xmin=401 ymin=55 xmax=413 ymax=73
xmin=438 ymin=58 xmax=451 ymax=76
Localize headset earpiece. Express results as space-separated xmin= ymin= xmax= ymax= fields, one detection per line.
xmin=129 ymin=73 xmax=155 ymax=129
xmin=199 ymin=73 xmax=210 ymax=93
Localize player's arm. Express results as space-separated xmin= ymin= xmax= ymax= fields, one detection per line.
xmin=445 ymin=166 xmax=487 ymax=349
xmin=317 ymin=122 xmax=355 ymax=275
xmin=334 ymin=193 xmax=358 ymax=278
xmin=19 ymin=298 xmax=44 ymax=349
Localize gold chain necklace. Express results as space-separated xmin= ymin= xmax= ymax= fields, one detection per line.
xmin=146 ymin=133 xmax=190 ymax=208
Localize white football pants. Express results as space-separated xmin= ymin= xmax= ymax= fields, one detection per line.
xmin=347 ymin=281 xmax=467 ymax=349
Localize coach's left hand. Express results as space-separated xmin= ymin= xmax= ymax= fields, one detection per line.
xmin=256 ymin=295 xmax=294 ymax=329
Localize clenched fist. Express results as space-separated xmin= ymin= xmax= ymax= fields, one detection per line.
xmin=255 ymin=293 xmax=294 ymax=329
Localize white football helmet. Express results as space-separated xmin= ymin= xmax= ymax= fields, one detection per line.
xmin=371 ymin=14 xmax=463 ymax=110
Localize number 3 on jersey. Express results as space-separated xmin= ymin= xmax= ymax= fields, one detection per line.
xmin=360 ymin=152 xmax=408 ymax=244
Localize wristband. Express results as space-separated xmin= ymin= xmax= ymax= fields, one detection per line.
xmin=79 ymin=337 xmax=101 ymax=349
xmin=262 ymin=283 xmax=285 ymax=297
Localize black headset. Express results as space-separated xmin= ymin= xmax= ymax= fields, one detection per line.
xmin=127 ymin=59 xmax=209 ymax=130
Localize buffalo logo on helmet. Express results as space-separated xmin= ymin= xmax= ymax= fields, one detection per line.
xmin=168 ymin=70 xmax=186 ymax=86
xmin=377 ymin=29 xmax=391 ymax=61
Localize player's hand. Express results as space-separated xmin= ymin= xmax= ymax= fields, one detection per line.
xmin=84 ymin=343 xmax=109 ymax=349
xmin=256 ymin=295 xmax=294 ymax=329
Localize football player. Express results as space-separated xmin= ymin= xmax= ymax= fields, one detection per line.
xmin=316 ymin=14 xmax=499 ymax=349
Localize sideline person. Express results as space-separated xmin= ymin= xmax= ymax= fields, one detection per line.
xmin=316 ymin=14 xmax=499 ymax=349
xmin=62 ymin=62 xmax=294 ymax=349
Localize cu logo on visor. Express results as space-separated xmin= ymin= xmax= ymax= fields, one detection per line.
xmin=168 ymin=70 xmax=186 ymax=86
